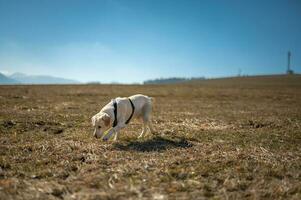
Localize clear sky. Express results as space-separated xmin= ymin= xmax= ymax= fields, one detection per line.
xmin=0 ymin=0 xmax=300 ymax=83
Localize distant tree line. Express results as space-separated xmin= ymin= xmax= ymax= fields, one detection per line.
xmin=143 ymin=77 xmax=205 ymax=84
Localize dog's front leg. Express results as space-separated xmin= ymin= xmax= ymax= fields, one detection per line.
xmin=103 ymin=123 xmax=125 ymax=141
xmin=113 ymin=131 xmax=119 ymax=141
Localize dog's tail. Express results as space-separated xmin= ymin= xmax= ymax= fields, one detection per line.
xmin=148 ymin=96 xmax=155 ymax=105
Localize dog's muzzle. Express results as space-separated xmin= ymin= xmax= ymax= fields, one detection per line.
xmin=93 ymin=129 xmax=101 ymax=138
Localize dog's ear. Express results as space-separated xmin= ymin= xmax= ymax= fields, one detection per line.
xmin=102 ymin=113 xmax=111 ymax=127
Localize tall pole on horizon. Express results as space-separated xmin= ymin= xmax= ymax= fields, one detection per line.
xmin=287 ymin=51 xmax=291 ymax=72
xmin=286 ymin=51 xmax=294 ymax=75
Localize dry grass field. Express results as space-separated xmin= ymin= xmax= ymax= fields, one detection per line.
xmin=0 ymin=75 xmax=301 ymax=199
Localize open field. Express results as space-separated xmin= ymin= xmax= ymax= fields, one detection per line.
xmin=1 ymin=75 xmax=301 ymax=199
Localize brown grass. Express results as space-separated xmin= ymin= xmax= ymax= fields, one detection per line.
xmin=0 ymin=75 xmax=301 ymax=199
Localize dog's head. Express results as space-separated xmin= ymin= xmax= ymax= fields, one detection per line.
xmin=91 ymin=112 xmax=111 ymax=138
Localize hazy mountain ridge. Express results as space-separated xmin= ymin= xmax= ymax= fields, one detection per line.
xmin=0 ymin=72 xmax=80 ymax=84
xmin=0 ymin=73 xmax=19 ymax=84
xmin=10 ymin=73 xmax=80 ymax=84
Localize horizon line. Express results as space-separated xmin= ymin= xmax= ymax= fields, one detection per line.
xmin=1 ymin=73 xmax=300 ymax=86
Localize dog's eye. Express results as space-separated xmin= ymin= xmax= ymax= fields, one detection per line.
xmin=98 ymin=126 xmax=101 ymax=129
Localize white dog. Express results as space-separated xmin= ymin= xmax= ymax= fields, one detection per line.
xmin=91 ymin=94 xmax=154 ymax=141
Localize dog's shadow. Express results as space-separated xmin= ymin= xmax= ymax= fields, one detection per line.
xmin=113 ymin=135 xmax=193 ymax=152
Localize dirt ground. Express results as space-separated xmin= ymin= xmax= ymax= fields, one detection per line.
xmin=0 ymin=75 xmax=301 ymax=199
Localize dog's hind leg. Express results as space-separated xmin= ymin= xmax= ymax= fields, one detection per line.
xmin=138 ymin=123 xmax=147 ymax=138
xmin=148 ymin=120 xmax=155 ymax=134
xmin=138 ymin=103 xmax=154 ymax=138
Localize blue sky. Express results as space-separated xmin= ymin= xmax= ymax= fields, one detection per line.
xmin=0 ymin=0 xmax=300 ymax=83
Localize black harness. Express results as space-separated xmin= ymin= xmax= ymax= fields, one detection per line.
xmin=112 ymin=98 xmax=135 ymax=127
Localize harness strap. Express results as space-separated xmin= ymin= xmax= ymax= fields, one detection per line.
xmin=112 ymin=98 xmax=135 ymax=127
xmin=113 ymin=99 xmax=118 ymax=127
xmin=125 ymin=98 xmax=135 ymax=124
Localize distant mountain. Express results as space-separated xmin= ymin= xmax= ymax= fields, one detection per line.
xmin=9 ymin=73 xmax=80 ymax=84
xmin=144 ymin=77 xmax=205 ymax=84
xmin=0 ymin=73 xmax=19 ymax=84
